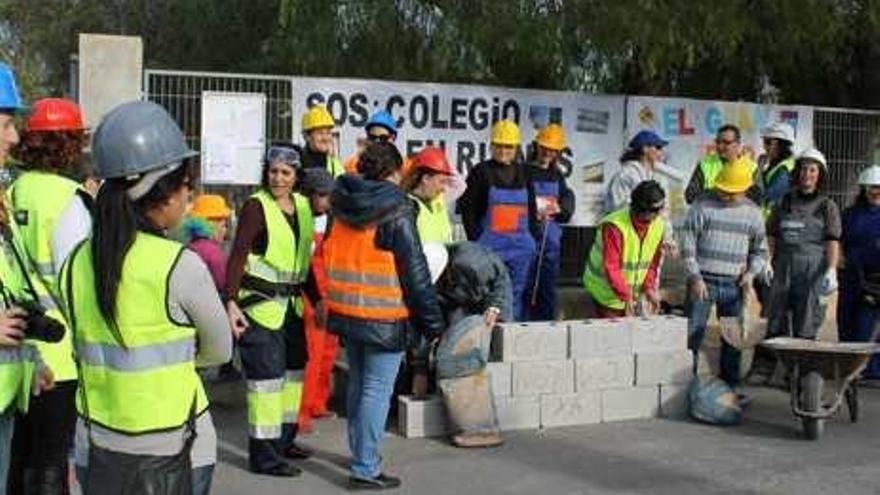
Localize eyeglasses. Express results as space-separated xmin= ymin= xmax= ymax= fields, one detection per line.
xmin=716 ymin=138 xmax=739 ymax=146
xmin=266 ymin=146 xmax=301 ymax=167
xmin=367 ymin=133 xmax=392 ymax=143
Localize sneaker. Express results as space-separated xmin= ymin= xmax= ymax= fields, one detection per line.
xmin=348 ymin=473 xmax=402 ymax=490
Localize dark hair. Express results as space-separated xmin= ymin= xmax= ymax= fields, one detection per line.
xmin=769 ymin=140 xmax=794 ymax=167
xmin=261 ymin=141 xmax=301 ymax=189
xmin=401 ymin=167 xmax=438 ymax=192
xmin=793 ymin=157 xmax=826 ymax=191
xmin=620 ymin=147 xmax=644 ymax=163
xmin=631 ymin=180 xmax=666 ymax=213
xmin=357 ymin=141 xmax=402 ymax=180
xmin=850 ymin=188 xmax=871 ymax=209
xmin=12 ymin=130 xmax=87 ymax=173
xmin=716 ymin=125 xmax=741 ymax=141
xmin=92 ymin=161 xmax=193 ymax=341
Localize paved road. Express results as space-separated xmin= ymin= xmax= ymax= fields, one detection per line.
xmin=207 ymin=381 xmax=880 ymax=495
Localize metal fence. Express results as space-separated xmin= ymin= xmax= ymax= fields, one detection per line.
xmin=142 ymin=69 xmax=880 ymax=285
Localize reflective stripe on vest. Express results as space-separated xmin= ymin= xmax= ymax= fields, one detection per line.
xmin=0 ymin=346 xmax=36 ymax=413
xmin=8 ymin=171 xmax=80 ymax=381
xmin=582 ymin=207 xmax=665 ymax=310
xmin=62 ymin=234 xmax=208 ymax=434
xmin=239 ymin=190 xmax=313 ymax=329
xmin=410 ymin=194 xmax=452 ymax=243
xmin=323 ymin=220 xmax=409 ymax=320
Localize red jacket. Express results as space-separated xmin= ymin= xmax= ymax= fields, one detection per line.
xmin=601 ymin=216 xmax=662 ymax=302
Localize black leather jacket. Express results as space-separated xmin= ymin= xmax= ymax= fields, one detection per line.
xmin=326 ymin=174 xmax=445 ymax=351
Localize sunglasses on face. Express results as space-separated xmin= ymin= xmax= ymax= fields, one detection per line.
xmin=266 ymin=146 xmax=301 ymax=168
xmin=367 ymin=133 xmax=392 ymax=143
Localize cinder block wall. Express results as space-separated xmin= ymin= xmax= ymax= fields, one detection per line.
xmin=399 ymin=316 xmax=693 ymax=438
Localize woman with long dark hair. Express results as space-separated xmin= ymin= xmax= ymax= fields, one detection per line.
xmin=61 ymin=101 xmax=231 ymax=495
xmin=225 ymin=141 xmax=320 ymax=477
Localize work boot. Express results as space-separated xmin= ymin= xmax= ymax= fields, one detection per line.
xmin=450 ymin=431 xmax=504 ymax=448
xmin=348 ymin=473 xmax=402 ymax=490
xmin=252 ymin=463 xmax=302 ymax=478
xmin=284 ymin=442 xmax=315 ymax=460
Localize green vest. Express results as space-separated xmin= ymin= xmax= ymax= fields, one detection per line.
xmin=698 ymin=154 xmax=758 ymax=191
xmin=0 ymin=234 xmax=38 ymax=414
xmin=328 ymin=156 xmax=345 ymax=178
xmin=764 ymin=156 xmax=796 ymax=188
xmin=8 ymin=171 xmax=79 ymax=382
xmin=582 ymin=207 xmax=665 ymax=310
xmin=61 ymin=234 xmax=208 ymax=434
xmin=238 ymin=190 xmax=313 ymax=329
xmin=411 ymin=194 xmax=453 ymax=244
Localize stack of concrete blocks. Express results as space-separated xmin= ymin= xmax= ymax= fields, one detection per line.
xmin=398 ymin=315 xmax=693 ymax=437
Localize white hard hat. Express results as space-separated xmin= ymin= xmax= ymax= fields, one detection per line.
xmin=797 ymin=147 xmax=827 ymax=171
xmin=761 ymin=121 xmax=795 ymax=144
xmin=858 ymin=165 xmax=880 ymax=186
xmin=423 ymin=242 xmax=449 ymax=284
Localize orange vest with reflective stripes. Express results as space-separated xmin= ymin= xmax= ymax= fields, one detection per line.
xmin=323 ymin=220 xmax=410 ymax=320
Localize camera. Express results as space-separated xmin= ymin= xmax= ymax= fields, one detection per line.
xmin=17 ymin=300 xmax=65 ymax=343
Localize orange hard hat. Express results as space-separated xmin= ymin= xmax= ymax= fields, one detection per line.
xmin=190 ymin=194 xmax=232 ymax=219
xmin=26 ymin=98 xmax=85 ymax=132
xmin=536 ymin=123 xmax=566 ymax=151
xmin=413 ymin=146 xmax=454 ymax=175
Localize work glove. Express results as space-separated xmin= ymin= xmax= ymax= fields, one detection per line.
xmin=819 ymin=269 xmax=838 ymax=295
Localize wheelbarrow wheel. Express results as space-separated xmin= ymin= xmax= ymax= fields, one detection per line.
xmin=846 ymin=384 xmax=859 ymax=423
xmin=801 ymin=371 xmax=824 ymax=440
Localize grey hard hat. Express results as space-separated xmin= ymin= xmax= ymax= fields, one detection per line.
xmin=92 ymin=100 xmax=197 ymax=179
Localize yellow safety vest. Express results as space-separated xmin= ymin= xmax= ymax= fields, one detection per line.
xmin=61 ymin=234 xmax=208 ymax=434
xmin=410 ymin=194 xmax=453 ymax=244
xmin=583 ymin=207 xmax=665 ymax=310
xmin=0 ymin=232 xmax=39 ymax=414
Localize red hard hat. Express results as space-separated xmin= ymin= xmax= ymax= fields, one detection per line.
xmin=26 ymin=98 xmax=85 ymax=132
xmin=413 ymin=146 xmax=453 ymax=175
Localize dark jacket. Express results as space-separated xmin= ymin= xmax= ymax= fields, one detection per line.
xmin=326 ymin=174 xmax=445 ymax=350
xmin=437 ymin=242 xmax=513 ymax=323
xmin=526 ymin=163 xmax=575 ymax=224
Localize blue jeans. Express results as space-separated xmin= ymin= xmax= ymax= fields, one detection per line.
xmin=687 ymin=274 xmax=744 ymax=387
xmin=0 ymin=410 xmax=13 ymax=495
xmin=344 ymin=338 xmax=403 ymax=479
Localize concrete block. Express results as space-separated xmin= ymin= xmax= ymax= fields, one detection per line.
xmin=540 ymin=392 xmax=601 ymax=428
xmin=398 ymin=395 xmax=450 ymax=438
xmin=512 ymin=360 xmax=574 ymax=396
xmin=601 ymin=387 xmax=659 ymax=422
xmin=629 ymin=316 xmax=688 ymax=353
xmin=486 ymin=362 xmax=512 ymax=397
xmin=575 ymin=355 xmax=635 ymax=391
xmin=491 ymin=321 xmax=568 ymax=362
xmin=659 ymin=385 xmax=689 ymax=419
xmin=635 ymin=351 xmax=693 ymax=386
xmin=568 ymin=319 xmax=631 ymax=358
xmin=494 ymin=395 xmax=540 ymax=430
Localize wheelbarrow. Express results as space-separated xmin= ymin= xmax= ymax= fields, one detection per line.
xmin=760 ymin=337 xmax=880 ymax=440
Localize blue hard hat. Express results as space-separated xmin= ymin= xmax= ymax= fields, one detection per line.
xmin=365 ymin=110 xmax=397 ymax=135
xmin=628 ymin=130 xmax=668 ymax=150
xmin=0 ymin=63 xmax=26 ymax=112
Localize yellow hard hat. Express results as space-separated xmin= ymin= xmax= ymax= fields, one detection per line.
xmin=536 ymin=123 xmax=566 ymax=151
xmin=491 ymin=119 xmax=521 ymax=146
xmin=714 ymin=157 xmax=754 ymax=194
xmin=302 ymin=105 xmax=335 ymax=132
xmin=190 ymin=194 xmax=232 ymax=219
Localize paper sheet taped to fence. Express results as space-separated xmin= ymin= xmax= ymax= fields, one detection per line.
xmin=626 ymin=96 xmax=814 ymax=221
xmin=201 ymin=91 xmax=266 ymax=185
xmin=290 ymin=77 xmax=625 ymax=225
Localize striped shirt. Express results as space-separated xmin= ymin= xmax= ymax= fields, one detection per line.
xmin=680 ymin=192 xmax=768 ymax=280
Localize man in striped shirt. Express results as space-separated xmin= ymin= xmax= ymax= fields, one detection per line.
xmin=681 ymin=157 xmax=768 ymax=395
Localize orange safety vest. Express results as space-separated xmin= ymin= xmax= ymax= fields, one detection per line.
xmin=323 ymin=220 xmax=410 ymax=320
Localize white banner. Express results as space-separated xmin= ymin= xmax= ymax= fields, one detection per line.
xmin=290 ymin=77 xmax=625 ymax=225
xmin=626 ymin=96 xmax=814 ymax=220
xmin=201 ymin=91 xmax=266 ymax=185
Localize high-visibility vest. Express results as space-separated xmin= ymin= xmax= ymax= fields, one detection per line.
xmin=238 ymin=190 xmax=313 ymax=329
xmin=61 ymin=234 xmax=208 ymax=434
xmin=698 ymin=154 xmax=758 ymax=191
xmin=0 ymin=233 xmax=38 ymax=414
xmin=582 ymin=207 xmax=665 ymax=310
xmin=8 ymin=171 xmax=79 ymax=381
xmin=410 ymin=194 xmax=452 ymax=244
xmin=328 ymin=156 xmax=345 ymax=178
xmin=761 ymin=156 xmax=796 ymax=218
xmin=323 ymin=219 xmax=410 ymax=320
